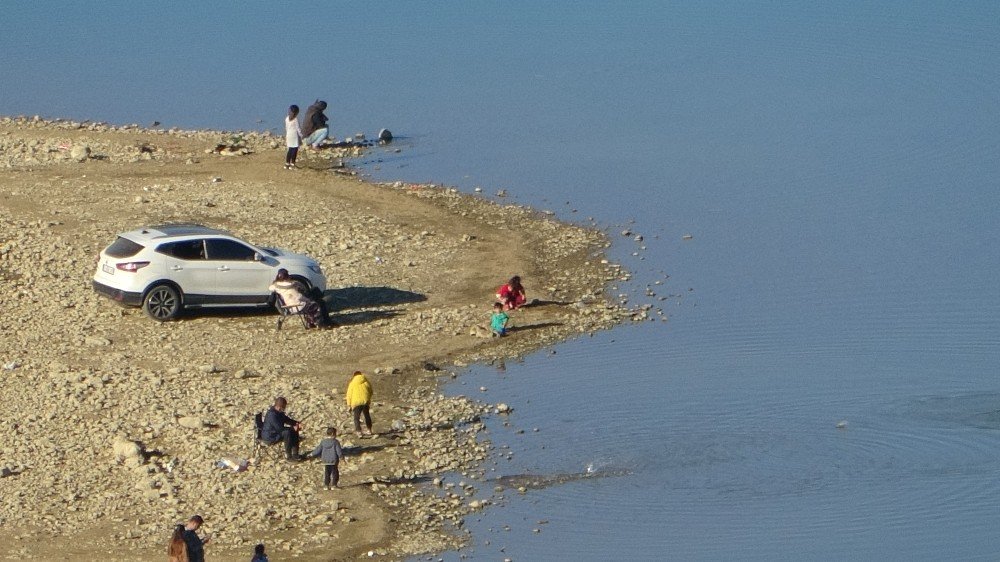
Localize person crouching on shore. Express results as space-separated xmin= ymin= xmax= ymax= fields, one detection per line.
xmin=496 ymin=275 xmax=526 ymax=310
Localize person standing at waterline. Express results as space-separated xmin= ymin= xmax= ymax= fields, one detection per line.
xmin=284 ymin=104 xmax=302 ymax=169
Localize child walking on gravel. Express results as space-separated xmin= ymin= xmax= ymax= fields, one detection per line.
xmin=309 ymin=427 xmax=345 ymax=490
xmin=284 ymin=104 xmax=302 ymax=169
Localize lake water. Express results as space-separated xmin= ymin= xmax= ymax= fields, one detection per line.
xmin=5 ymin=2 xmax=1000 ymax=560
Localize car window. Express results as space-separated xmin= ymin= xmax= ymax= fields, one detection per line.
xmin=206 ymin=238 xmax=257 ymax=261
xmin=156 ymin=240 xmax=206 ymax=260
xmin=104 ymin=237 xmax=145 ymax=258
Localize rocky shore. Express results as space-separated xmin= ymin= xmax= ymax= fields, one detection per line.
xmin=0 ymin=115 xmax=634 ymax=560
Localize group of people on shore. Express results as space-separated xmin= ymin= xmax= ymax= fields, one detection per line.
xmin=166 ymin=371 xmax=374 ymax=560
xmin=490 ymin=275 xmax=526 ymax=336
xmin=165 ymin=277 xmax=526 ymax=559
xmin=167 ymin=515 xmax=214 ymax=562
xmin=262 ymin=370 xmax=374 ymax=468
xmin=269 ymin=261 xmax=529 ymax=338
xmin=168 ymin=516 xmax=267 ymax=562
xmin=283 ymin=99 xmax=331 ymax=169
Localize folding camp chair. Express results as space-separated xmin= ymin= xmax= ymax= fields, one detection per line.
xmin=273 ymin=292 xmax=310 ymax=331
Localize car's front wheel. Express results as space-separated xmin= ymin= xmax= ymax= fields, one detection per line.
xmin=143 ymin=284 xmax=182 ymax=321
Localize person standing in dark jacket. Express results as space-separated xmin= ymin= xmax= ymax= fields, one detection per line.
xmin=182 ymin=515 xmax=210 ymax=562
xmin=300 ymin=100 xmax=330 ymax=148
xmin=262 ymin=396 xmax=303 ymax=460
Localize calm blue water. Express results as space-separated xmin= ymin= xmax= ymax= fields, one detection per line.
xmin=5 ymin=2 xmax=1000 ymax=560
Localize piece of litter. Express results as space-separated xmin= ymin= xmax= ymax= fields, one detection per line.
xmin=216 ymin=457 xmax=249 ymax=472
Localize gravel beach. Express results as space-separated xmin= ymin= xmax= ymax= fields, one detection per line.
xmin=0 ymin=115 xmax=633 ymax=560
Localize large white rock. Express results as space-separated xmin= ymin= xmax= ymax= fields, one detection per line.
xmin=70 ymin=144 xmax=90 ymax=162
xmin=112 ymin=437 xmax=143 ymax=461
xmin=177 ymin=416 xmax=205 ymax=429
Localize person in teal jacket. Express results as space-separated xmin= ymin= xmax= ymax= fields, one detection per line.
xmin=490 ymin=302 xmax=509 ymax=336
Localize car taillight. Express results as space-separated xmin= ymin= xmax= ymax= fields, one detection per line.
xmin=116 ymin=261 xmax=150 ymax=272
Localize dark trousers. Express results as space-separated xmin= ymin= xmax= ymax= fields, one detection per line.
xmin=352 ymin=404 xmax=372 ymax=432
xmin=285 ymin=146 xmax=299 ymax=164
xmin=280 ymin=427 xmax=300 ymax=458
xmin=302 ymin=301 xmax=323 ymax=328
xmin=324 ymin=463 xmax=340 ymax=487
xmin=304 ymin=288 xmax=333 ymax=328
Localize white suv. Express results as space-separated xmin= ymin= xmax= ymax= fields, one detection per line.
xmin=92 ymin=224 xmax=327 ymax=321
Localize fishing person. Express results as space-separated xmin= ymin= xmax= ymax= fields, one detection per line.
xmin=262 ymin=396 xmax=304 ymax=461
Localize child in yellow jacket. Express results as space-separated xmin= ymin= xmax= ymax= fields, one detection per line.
xmin=346 ymin=371 xmax=374 ymax=437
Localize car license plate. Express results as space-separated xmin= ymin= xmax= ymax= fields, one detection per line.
xmin=102 ymin=263 xmax=114 ymax=275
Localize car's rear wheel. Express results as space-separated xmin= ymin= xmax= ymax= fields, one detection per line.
xmin=144 ymin=284 xmax=181 ymax=321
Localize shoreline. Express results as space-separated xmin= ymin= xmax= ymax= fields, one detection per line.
xmin=0 ymin=115 xmax=634 ymax=560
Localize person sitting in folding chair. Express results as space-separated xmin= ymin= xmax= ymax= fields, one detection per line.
xmin=262 ymin=396 xmax=304 ymax=461
xmin=268 ymin=268 xmax=332 ymax=329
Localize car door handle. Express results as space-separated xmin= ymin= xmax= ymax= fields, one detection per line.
xmin=217 ymin=266 xmax=230 ymax=272
xmin=170 ymin=265 xmax=183 ymax=271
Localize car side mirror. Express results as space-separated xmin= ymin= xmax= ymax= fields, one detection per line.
xmin=253 ymin=252 xmax=262 ymax=262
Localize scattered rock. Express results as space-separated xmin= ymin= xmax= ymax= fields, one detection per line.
xmin=70 ymin=145 xmax=91 ymax=162
xmin=177 ymin=416 xmax=205 ymax=430
xmin=112 ymin=437 xmax=144 ymax=462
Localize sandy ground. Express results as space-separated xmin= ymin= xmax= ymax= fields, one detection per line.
xmin=0 ymin=116 xmax=633 ymax=561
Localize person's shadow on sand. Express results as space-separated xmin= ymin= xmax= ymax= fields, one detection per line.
xmin=323 ymin=286 xmax=426 ymax=311
xmin=320 ymin=286 xmax=424 ymax=327
xmin=507 ymin=321 xmax=564 ymax=333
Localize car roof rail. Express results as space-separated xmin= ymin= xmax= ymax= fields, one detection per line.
xmin=143 ymin=223 xmax=231 ymax=237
